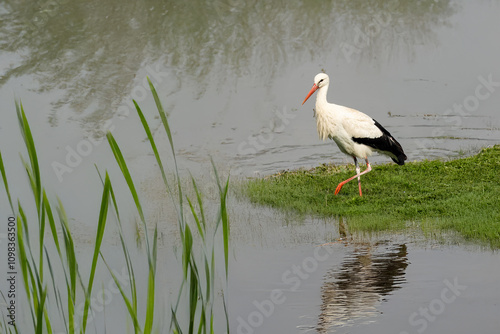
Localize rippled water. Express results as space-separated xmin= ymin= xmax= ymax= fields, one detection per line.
xmin=1 ymin=1 xmax=499 ymax=179
xmin=317 ymin=243 xmax=408 ymax=332
xmin=229 ymin=217 xmax=500 ymax=334
xmin=1 ymin=0 xmax=499 ymax=333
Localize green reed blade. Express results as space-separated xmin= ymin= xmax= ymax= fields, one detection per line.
xmin=187 ymin=197 xmax=204 ymax=242
xmin=35 ymin=287 xmax=47 ymax=334
xmin=106 ymin=133 xmax=152 ymax=251
xmin=56 ymin=197 xmax=77 ymax=333
xmin=43 ymin=191 xmax=61 ymax=256
xmin=134 ymin=100 xmax=171 ymax=195
xmin=0 ymin=151 xmax=14 ymax=213
xmin=212 ymin=160 xmax=230 ymax=280
xmin=144 ymin=226 xmax=158 ymax=334
xmin=16 ymin=101 xmax=42 ymax=211
xmin=95 ymin=165 xmax=139 ymax=317
xmin=101 ymin=256 xmax=141 ymax=332
xmin=81 ymin=172 xmax=111 ymax=333
xmin=147 ymin=78 xmax=184 ymax=223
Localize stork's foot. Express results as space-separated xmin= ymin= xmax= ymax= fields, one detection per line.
xmin=335 ymin=181 xmax=363 ymax=196
xmin=335 ymin=159 xmax=371 ymax=196
xmin=334 ymin=181 xmax=346 ymax=195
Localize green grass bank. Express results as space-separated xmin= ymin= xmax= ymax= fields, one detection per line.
xmin=246 ymin=145 xmax=500 ymax=248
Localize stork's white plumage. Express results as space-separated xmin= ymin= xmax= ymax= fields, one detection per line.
xmin=302 ymin=73 xmax=406 ymax=196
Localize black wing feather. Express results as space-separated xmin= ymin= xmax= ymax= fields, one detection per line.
xmin=351 ymin=119 xmax=407 ymax=165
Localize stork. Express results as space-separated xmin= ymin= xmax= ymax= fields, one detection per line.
xmin=302 ymin=73 xmax=406 ymax=196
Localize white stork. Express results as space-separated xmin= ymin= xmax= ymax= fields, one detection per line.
xmin=302 ymin=73 xmax=406 ymax=196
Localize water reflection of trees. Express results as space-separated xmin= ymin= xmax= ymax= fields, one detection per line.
xmin=317 ymin=243 xmax=408 ymax=333
xmin=0 ymin=0 xmax=456 ymax=130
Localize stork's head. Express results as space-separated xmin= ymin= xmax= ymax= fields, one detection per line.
xmin=302 ymin=73 xmax=329 ymax=105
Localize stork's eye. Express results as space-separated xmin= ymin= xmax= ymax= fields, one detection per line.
xmin=318 ymin=79 xmax=324 ymax=84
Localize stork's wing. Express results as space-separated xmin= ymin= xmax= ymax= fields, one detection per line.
xmin=343 ymin=108 xmax=407 ymax=165
xmin=341 ymin=108 xmax=383 ymax=139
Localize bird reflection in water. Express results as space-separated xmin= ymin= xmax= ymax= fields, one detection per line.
xmin=317 ymin=243 xmax=408 ymax=333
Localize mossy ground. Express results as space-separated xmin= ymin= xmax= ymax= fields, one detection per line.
xmin=245 ymin=145 xmax=500 ymax=248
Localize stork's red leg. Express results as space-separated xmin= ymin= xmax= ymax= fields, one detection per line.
xmin=354 ymin=157 xmax=362 ymax=196
xmin=335 ymin=158 xmax=372 ymax=196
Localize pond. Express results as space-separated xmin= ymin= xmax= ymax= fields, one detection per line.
xmin=0 ymin=0 xmax=499 ymax=333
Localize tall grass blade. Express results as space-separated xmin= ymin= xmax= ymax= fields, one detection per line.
xmin=0 ymin=151 xmax=14 ymax=212
xmin=18 ymin=203 xmax=33 ymax=262
xmin=134 ymin=100 xmax=171 ymax=196
xmin=147 ymin=78 xmax=174 ymax=163
xmin=95 ymin=165 xmax=122 ymax=223
xmin=106 ymin=132 xmax=145 ymax=222
xmin=38 ymin=198 xmax=46 ymax=282
xmin=107 ymin=131 xmax=159 ymax=333
xmin=57 ymin=198 xmax=77 ymax=334
xmin=43 ymin=191 xmax=61 ymax=256
xmin=197 ymin=305 xmax=206 ymax=334
xmin=16 ymin=206 xmax=36 ymax=328
xmin=147 ymin=77 xmax=184 ymax=222
xmin=187 ymin=197 xmax=204 ymax=242
xmin=16 ymin=101 xmax=41 ymax=210
xmin=211 ymin=160 xmax=230 ymax=280
xmin=42 ymin=298 xmax=53 ymax=334
xmin=134 ymin=98 xmax=184 ymax=241
xmin=44 ymin=247 xmax=67 ymax=333
xmin=170 ymin=308 xmax=182 ymax=334
xmin=191 ymin=176 xmax=207 ymax=231
xmin=35 ymin=287 xmax=47 ymax=334
xmin=106 ymin=133 xmax=151 ymax=250
xmin=208 ymin=248 xmax=215 ymax=313
xmin=100 ymin=256 xmax=141 ymax=332
xmin=95 ymin=167 xmax=139 ymax=326
xmin=144 ymin=226 xmax=158 ymax=334
xmin=81 ymin=173 xmax=111 ymax=333
xmin=222 ymin=291 xmax=229 ymax=334
xmin=182 ymin=224 xmax=193 ymax=280
xmin=188 ymin=267 xmax=198 ymax=334
xmin=202 ymin=255 xmax=211 ymax=307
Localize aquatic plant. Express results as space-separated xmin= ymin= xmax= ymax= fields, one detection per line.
xmin=0 ymin=81 xmax=230 ymax=333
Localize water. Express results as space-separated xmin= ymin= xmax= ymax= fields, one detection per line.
xmin=0 ymin=0 xmax=499 ymax=333
xmin=228 ymin=200 xmax=500 ymax=333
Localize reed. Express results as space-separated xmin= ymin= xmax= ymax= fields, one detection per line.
xmin=0 ymin=81 xmax=230 ymax=333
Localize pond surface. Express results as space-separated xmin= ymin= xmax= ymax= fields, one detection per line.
xmin=229 ymin=235 xmax=500 ymax=334
xmin=0 ymin=0 xmax=499 ymax=333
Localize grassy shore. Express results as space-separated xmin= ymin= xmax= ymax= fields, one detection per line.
xmin=246 ymin=145 xmax=500 ymax=248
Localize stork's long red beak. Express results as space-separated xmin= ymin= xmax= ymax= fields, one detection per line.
xmin=302 ymin=83 xmax=318 ymax=105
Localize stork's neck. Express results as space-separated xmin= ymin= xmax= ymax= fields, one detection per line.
xmin=315 ymin=84 xmax=329 ymax=111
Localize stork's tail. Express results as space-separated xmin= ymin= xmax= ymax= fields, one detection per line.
xmin=372 ymin=119 xmax=407 ymax=166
